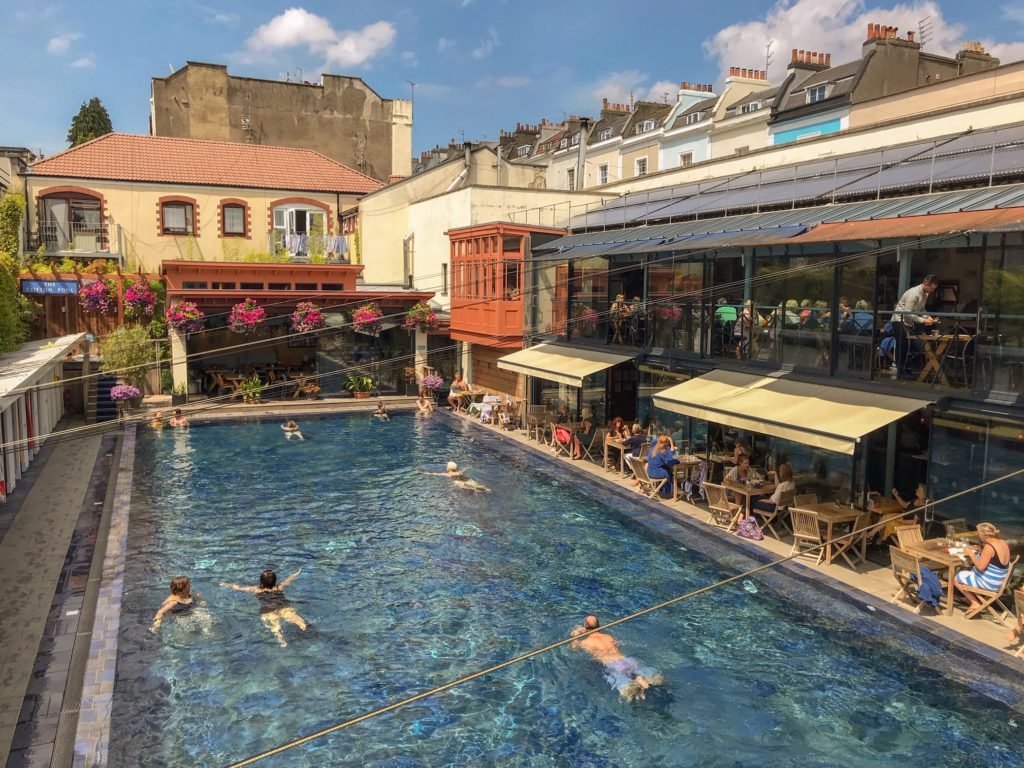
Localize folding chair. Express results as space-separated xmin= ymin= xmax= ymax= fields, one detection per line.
xmin=831 ymin=512 xmax=872 ymax=568
xmin=551 ymin=422 xmax=573 ymax=458
xmin=626 ymin=455 xmax=667 ymax=499
xmin=960 ymin=556 xmax=1019 ymax=621
xmin=579 ymin=427 xmax=608 ymax=464
xmin=889 ymin=546 xmax=929 ymax=613
xmin=752 ymin=489 xmax=794 ymax=540
xmin=701 ymin=482 xmax=739 ymax=528
xmin=790 ymin=508 xmax=825 ymax=564
xmin=894 ymin=524 xmax=923 ymax=551
xmin=1012 ymin=590 xmax=1024 ymax=658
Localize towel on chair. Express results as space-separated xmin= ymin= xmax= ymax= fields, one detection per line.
xmin=910 ymin=567 xmax=943 ymax=608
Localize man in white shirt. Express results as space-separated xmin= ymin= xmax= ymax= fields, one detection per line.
xmin=891 ymin=274 xmax=938 ymax=376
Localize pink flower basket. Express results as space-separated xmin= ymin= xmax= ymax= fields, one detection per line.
xmin=79 ymin=279 xmax=116 ymax=314
xmin=166 ymin=301 xmax=205 ymax=335
xmin=352 ymin=303 xmax=383 ymax=335
xmin=228 ymin=298 xmax=267 ymax=335
xmin=291 ymin=301 xmax=326 ymax=334
xmin=402 ymin=302 xmax=439 ymax=333
xmin=124 ymin=281 xmax=157 ymax=319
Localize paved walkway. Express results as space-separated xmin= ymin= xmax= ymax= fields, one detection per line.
xmin=0 ymin=431 xmax=103 ymax=764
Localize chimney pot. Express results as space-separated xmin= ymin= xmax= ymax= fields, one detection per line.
xmin=791 ymin=48 xmax=798 ymax=63
xmin=866 ymin=22 xmax=873 ymax=39
xmin=872 ymin=23 xmax=880 ymax=39
xmin=907 ymin=31 xmax=914 ymax=42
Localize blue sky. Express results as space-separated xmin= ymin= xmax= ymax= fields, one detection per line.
xmin=3 ymin=0 xmax=1023 ymax=160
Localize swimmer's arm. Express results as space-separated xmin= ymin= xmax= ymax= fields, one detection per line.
xmin=279 ymin=568 xmax=302 ymax=588
xmin=150 ymin=597 xmax=177 ymax=632
xmin=220 ymin=581 xmax=259 ymax=592
xmin=569 ymin=626 xmax=585 ymax=651
xmin=193 ymin=591 xmax=207 ymax=607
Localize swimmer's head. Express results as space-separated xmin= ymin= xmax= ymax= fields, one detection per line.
xmin=174 ymin=408 xmax=183 ymax=417
xmin=153 ymin=411 xmax=163 ymax=420
xmin=285 ymin=420 xmax=297 ymax=429
xmin=446 ymin=461 xmax=458 ymax=472
xmin=170 ymin=576 xmax=191 ymax=596
xmin=259 ymin=569 xmax=278 ymax=589
xmin=583 ymin=615 xmax=599 ymax=630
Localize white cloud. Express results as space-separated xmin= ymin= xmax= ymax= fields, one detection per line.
xmin=496 ymin=75 xmax=530 ymax=88
xmin=437 ymin=36 xmax=454 ymax=53
xmin=472 ymin=27 xmax=499 ymax=59
xmin=460 ymin=0 xmax=475 ymax=6
xmin=645 ymin=79 xmax=679 ymax=104
xmin=703 ymin=0 xmax=1024 ymax=81
xmin=401 ymin=50 xmax=418 ymax=67
xmin=415 ymin=82 xmax=456 ymax=100
xmin=245 ymin=8 xmax=395 ymax=68
xmin=70 ymin=55 xmax=95 ymax=69
xmin=587 ymin=70 xmax=678 ymax=106
xmin=213 ymin=12 xmax=238 ymax=24
xmin=47 ymin=32 xmax=80 ymax=55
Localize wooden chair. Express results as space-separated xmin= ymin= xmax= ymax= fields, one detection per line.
xmin=889 ymin=546 xmax=929 ymax=612
xmin=752 ymin=489 xmax=794 ymax=540
xmin=831 ymin=512 xmax=872 ymax=568
xmin=895 ymin=524 xmax=923 ymax=550
xmin=579 ymin=427 xmax=608 ymax=464
xmin=551 ymin=422 xmax=573 ymax=458
xmin=626 ymin=455 xmax=667 ymax=499
xmin=790 ymin=508 xmax=825 ymax=564
xmin=960 ymin=556 xmax=1019 ymax=621
xmin=794 ymin=493 xmax=818 ymax=506
xmin=702 ymin=482 xmax=739 ymax=528
xmin=1012 ymin=590 xmax=1024 ymax=658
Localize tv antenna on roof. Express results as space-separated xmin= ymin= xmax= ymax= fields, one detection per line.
xmin=918 ymin=16 xmax=934 ymax=48
xmin=765 ymin=40 xmax=775 ymax=76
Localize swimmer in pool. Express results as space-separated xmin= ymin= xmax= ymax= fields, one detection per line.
xmin=570 ymin=615 xmax=663 ymax=702
xmin=221 ymin=568 xmax=307 ymax=647
xmin=168 ymin=408 xmax=189 ymax=428
xmin=373 ymin=400 xmax=390 ymax=420
xmin=422 ymin=461 xmax=490 ymax=492
xmin=150 ymin=576 xmax=205 ymax=633
xmin=150 ymin=411 xmax=166 ymax=430
xmin=281 ymin=420 xmax=304 ymax=441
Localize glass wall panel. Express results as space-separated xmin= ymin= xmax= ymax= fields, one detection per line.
xmin=569 ymin=256 xmax=609 ymax=343
xmin=647 ymin=254 xmax=703 ymax=358
xmin=835 ymin=255 xmax=877 ymax=381
xmin=532 ymin=261 xmax=568 ymax=338
xmin=608 ymin=256 xmax=646 ymax=347
xmin=636 ymin=366 xmax=701 ymax=450
xmin=708 ymin=255 xmax=744 ymax=360
xmin=982 ymin=235 xmax=1024 ymax=396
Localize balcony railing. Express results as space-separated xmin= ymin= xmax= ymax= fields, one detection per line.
xmin=28 ymin=219 xmax=110 ymax=254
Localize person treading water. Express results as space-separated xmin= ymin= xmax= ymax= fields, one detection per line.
xmin=570 ymin=615 xmax=663 ymax=702
xmin=281 ymin=420 xmax=304 ymax=441
xmin=422 ymin=461 xmax=490 ymax=493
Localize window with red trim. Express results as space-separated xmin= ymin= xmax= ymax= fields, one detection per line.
xmin=222 ymin=203 xmax=246 ymax=237
xmin=161 ymin=201 xmax=194 ymax=235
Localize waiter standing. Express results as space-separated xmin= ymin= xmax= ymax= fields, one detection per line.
xmin=891 ymin=274 xmax=939 ymax=376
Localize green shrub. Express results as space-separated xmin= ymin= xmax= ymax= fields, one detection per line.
xmin=0 ymin=194 xmax=25 ymax=256
xmin=99 ymin=326 xmax=155 ymax=388
xmin=0 ymin=253 xmax=25 ymax=353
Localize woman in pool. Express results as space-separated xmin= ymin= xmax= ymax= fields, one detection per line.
xmin=373 ymin=400 xmax=390 ymax=420
xmin=150 ymin=576 xmax=205 ymax=633
xmin=221 ymin=568 xmax=307 ymax=647
xmin=281 ymin=420 xmax=304 ymax=441
xmin=423 ymin=461 xmax=490 ymax=493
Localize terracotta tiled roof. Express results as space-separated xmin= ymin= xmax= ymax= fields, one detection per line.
xmin=28 ymin=133 xmax=383 ymax=195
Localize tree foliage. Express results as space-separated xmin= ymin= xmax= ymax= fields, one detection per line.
xmin=100 ymin=326 xmax=154 ymax=387
xmin=67 ymin=97 xmax=113 ymax=147
xmin=0 ymin=193 xmax=25 ymax=257
xmin=0 ymin=253 xmax=26 ymax=354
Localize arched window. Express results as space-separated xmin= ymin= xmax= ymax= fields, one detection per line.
xmin=220 ymin=200 xmax=249 ymax=238
xmin=159 ymin=196 xmax=197 ymax=236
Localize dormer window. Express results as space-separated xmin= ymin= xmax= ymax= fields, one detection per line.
xmin=739 ymin=101 xmax=762 ymax=114
xmin=599 ymin=127 xmax=613 ymax=141
xmin=516 ymin=145 xmax=529 ymax=158
xmin=807 ymin=84 xmax=829 ymax=104
xmin=559 ymin=137 xmax=568 ymax=149
xmin=635 ymin=119 xmax=656 ymax=135
xmin=570 ymin=134 xmax=580 ymax=146
xmin=684 ymin=111 xmax=705 ymax=125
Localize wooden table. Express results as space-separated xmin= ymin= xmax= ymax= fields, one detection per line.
xmin=796 ymin=502 xmax=865 ymax=567
xmin=724 ymin=480 xmax=777 ymax=530
xmin=672 ymin=455 xmax=705 ymax=502
xmin=911 ymin=334 xmax=972 ymax=385
xmin=902 ymin=538 xmax=968 ymax=616
xmin=605 ymin=438 xmax=629 ymax=474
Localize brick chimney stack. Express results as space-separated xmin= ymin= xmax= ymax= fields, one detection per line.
xmin=957 ymin=40 xmax=1000 ymax=75
xmin=726 ymin=67 xmax=769 ymax=81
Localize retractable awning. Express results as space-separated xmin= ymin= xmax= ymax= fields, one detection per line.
xmin=652 ymin=370 xmax=933 ymax=455
xmin=498 ymin=343 xmax=636 ymax=388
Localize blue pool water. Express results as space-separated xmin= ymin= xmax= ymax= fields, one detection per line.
xmin=109 ymin=415 xmax=1024 ymax=767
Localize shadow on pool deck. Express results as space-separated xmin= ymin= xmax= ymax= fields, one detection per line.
xmin=440 ymin=409 xmax=1024 ymax=669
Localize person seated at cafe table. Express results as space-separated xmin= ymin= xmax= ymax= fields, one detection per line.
xmin=645 ymin=435 xmax=680 ymax=499
xmin=955 ymin=523 xmax=1012 ymax=609
xmin=753 ymin=462 xmax=794 ymax=515
xmin=571 ymin=407 xmax=594 ymax=460
xmin=871 ymin=483 xmax=929 ymax=545
xmin=730 ymin=440 xmax=750 ymax=466
xmin=891 ymin=274 xmax=939 ymax=376
xmin=724 ymin=454 xmax=752 ymax=488
xmin=447 ymin=372 xmax=471 ymax=412
xmin=555 ymin=402 xmax=572 ymax=425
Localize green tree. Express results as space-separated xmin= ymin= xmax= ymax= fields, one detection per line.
xmin=0 ymin=253 xmax=26 ymax=353
xmin=0 ymin=193 xmax=25 ymax=256
xmin=100 ymin=326 xmax=154 ymax=388
xmin=67 ymin=97 xmax=113 ymax=147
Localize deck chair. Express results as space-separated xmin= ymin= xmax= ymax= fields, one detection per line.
xmin=551 ymin=422 xmax=573 ymax=458
xmin=889 ymin=546 xmax=929 ymax=613
xmin=1013 ymin=590 xmax=1024 ymax=658
xmin=702 ymin=482 xmax=739 ymax=528
xmin=831 ymin=513 xmax=872 ymax=569
xmin=895 ymin=524 xmax=923 ymax=551
xmin=794 ymin=493 xmax=818 ymax=506
xmin=579 ymin=427 xmax=607 ymax=464
xmin=790 ymin=508 xmax=825 ymax=564
xmin=752 ymin=489 xmax=794 ymax=540
xmin=960 ymin=556 xmax=1019 ymax=621
xmin=626 ymin=455 xmax=667 ymax=499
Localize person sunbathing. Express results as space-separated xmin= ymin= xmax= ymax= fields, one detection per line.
xmin=422 ymin=461 xmax=490 ymax=492
xmin=281 ymin=420 xmax=304 ymax=441
xmin=221 ymin=568 xmax=307 ymax=648
xmin=570 ymin=615 xmax=662 ymax=702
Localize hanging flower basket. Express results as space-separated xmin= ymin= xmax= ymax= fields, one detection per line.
xmin=124 ymin=280 xmax=157 ymax=319
xmin=402 ymin=302 xmax=439 ymax=333
xmin=291 ymin=301 xmax=326 ymax=333
xmin=79 ymin=278 xmax=117 ymax=314
xmin=352 ymin=302 xmax=383 ymax=335
xmin=421 ymin=373 xmax=444 ymax=393
xmin=228 ymin=298 xmax=267 ymax=335
xmin=110 ymin=383 xmax=141 ymax=413
xmin=166 ymin=300 xmax=205 ymax=335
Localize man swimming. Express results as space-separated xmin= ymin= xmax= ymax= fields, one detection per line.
xmin=570 ymin=615 xmax=663 ymax=702
xmin=422 ymin=461 xmax=490 ymax=492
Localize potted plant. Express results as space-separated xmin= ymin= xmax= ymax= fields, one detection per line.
xmin=345 ymin=374 xmax=374 ymax=398
xmin=290 ymin=301 xmax=326 ymax=333
xmin=421 ymin=373 xmax=444 ymax=402
xmin=110 ymin=383 xmax=141 ymax=414
xmin=79 ymin=278 xmax=117 ymax=314
xmin=352 ymin=303 xmax=383 ymax=335
xmin=238 ymin=375 xmax=263 ymax=404
xmin=171 ymin=382 xmax=187 ymax=406
xmin=228 ymin=298 xmax=267 ymax=335
xmin=166 ymin=300 xmax=205 ymax=335
xmin=124 ymin=280 xmax=157 ymax=319
xmin=402 ymin=302 xmax=439 ymax=333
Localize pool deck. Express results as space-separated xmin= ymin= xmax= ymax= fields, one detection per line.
xmin=443 ymin=409 xmax=1024 ymax=664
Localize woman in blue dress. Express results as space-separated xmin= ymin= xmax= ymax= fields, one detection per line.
xmin=646 ymin=435 xmax=680 ymax=499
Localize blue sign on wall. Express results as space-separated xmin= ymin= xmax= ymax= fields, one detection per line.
xmin=20 ymin=279 xmax=79 ymax=295
xmin=773 ymin=118 xmax=843 ymax=146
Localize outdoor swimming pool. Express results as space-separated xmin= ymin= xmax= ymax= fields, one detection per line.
xmin=108 ymin=414 xmax=1024 ymax=767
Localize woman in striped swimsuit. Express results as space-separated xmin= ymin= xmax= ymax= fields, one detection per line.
xmin=955 ymin=523 xmax=1012 ymax=608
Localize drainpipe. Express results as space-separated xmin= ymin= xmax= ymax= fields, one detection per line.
xmin=575 ymin=118 xmax=591 ymax=190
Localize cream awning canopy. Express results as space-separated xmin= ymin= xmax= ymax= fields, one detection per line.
xmin=497 ymin=343 xmax=637 ymax=388
xmin=652 ymin=370 xmax=933 ymax=455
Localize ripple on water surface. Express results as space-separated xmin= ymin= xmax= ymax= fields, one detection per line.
xmin=108 ymin=416 xmax=1024 ymax=767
